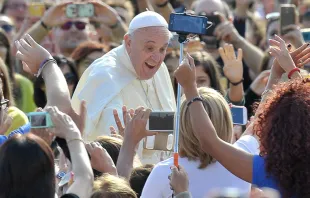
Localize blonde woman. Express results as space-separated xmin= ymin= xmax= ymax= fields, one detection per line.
xmin=141 ymin=87 xmax=259 ymax=198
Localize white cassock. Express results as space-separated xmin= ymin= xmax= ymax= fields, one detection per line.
xmin=71 ymin=43 xmax=176 ymax=163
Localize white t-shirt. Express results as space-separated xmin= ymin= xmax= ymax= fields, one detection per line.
xmin=141 ymin=135 xmax=259 ymax=198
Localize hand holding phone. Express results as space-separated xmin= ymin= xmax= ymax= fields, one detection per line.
xmin=27 ymin=112 xmax=54 ymax=128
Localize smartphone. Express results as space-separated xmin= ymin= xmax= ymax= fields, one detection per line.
xmin=144 ymin=112 xmax=175 ymax=151
xmin=231 ymin=106 xmax=247 ymax=125
xmin=66 ymin=3 xmax=95 ymax=18
xmin=28 ymin=2 xmax=46 ymax=17
xmin=280 ymin=4 xmax=296 ymax=35
xmin=204 ymin=15 xmax=221 ymax=36
xmin=301 ymin=28 xmax=310 ymax=42
xmin=147 ymin=112 xmax=174 ymax=131
xmin=169 ymin=13 xmax=209 ymax=35
xmin=27 ymin=112 xmax=54 ymax=128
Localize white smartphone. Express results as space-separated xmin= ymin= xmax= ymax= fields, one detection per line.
xmin=144 ymin=112 xmax=175 ymax=151
xmin=231 ymin=106 xmax=248 ymax=125
xmin=146 ymin=112 xmax=174 ymax=131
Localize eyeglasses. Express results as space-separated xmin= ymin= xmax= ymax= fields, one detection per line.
xmin=1 ymin=24 xmax=14 ymax=33
xmin=60 ymin=21 xmax=87 ymax=31
xmin=1 ymin=99 xmax=9 ymax=110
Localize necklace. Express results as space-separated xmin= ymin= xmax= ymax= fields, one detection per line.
xmin=139 ymin=78 xmax=163 ymax=110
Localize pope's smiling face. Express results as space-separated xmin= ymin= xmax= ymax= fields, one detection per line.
xmin=124 ymin=26 xmax=170 ymax=80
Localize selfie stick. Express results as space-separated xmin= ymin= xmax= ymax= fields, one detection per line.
xmin=173 ymin=34 xmax=188 ymax=167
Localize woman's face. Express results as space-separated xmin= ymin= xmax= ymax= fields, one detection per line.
xmin=60 ymin=64 xmax=76 ymax=96
xmin=195 ymin=65 xmax=211 ymax=88
xmin=3 ymin=0 xmax=27 ymax=30
xmin=77 ymin=51 xmax=103 ymax=77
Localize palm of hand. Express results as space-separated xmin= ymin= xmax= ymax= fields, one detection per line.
xmin=223 ymin=60 xmax=243 ymax=82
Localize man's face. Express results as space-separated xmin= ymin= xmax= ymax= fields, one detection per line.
xmin=54 ymin=19 xmax=91 ymax=55
xmin=194 ymin=0 xmax=224 ymax=53
xmin=3 ymin=0 xmax=27 ymax=30
xmin=125 ymin=26 xmax=170 ymax=80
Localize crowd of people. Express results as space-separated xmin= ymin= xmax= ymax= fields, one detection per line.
xmin=0 ymin=0 xmax=310 ymax=197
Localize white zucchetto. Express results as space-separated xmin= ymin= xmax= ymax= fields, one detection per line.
xmin=128 ymin=11 xmax=168 ymax=32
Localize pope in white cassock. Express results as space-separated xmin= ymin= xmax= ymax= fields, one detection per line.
xmin=71 ymin=11 xmax=176 ymax=163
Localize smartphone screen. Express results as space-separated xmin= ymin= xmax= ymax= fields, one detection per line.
xmin=30 ymin=115 xmax=47 ymax=127
xmin=78 ymin=4 xmax=94 ymax=18
xmin=231 ymin=106 xmax=247 ymax=125
xmin=280 ymin=4 xmax=296 ymax=35
xmin=148 ymin=112 xmax=174 ymax=131
xmin=169 ymin=13 xmax=208 ymax=35
xmin=301 ymin=29 xmax=310 ymax=42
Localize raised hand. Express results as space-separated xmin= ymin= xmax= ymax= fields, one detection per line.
xmin=45 ymin=106 xmax=80 ymax=140
xmin=41 ymin=2 xmax=72 ymax=28
xmin=169 ymin=165 xmax=189 ymax=195
xmin=219 ymin=44 xmax=243 ymax=83
xmin=89 ymin=0 xmax=120 ymax=27
xmin=269 ymin=35 xmax=297 ymax=73
xmin=15 ymin=34 xmax=53 ymax=75
xmin=110 ymin=106 xmax=134 ymax=138
xmin=174 ymin=53 xmax=196 ymax=91
xmin=85 ymin=142 xmax=117 ymax=175
xmin=123 ymin=107 xmax=157 ymax=146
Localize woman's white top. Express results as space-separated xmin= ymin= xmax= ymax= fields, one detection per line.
xmin=141 ymin=135 xmax=259 ymax=198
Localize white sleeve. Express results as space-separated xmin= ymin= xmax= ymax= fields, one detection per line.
xmin=84 ymin=95 xmax=124 ymax=139
xmin=141 ymin=164 xmax=171 ymax=198
xmin=233 ymin=135 xmax=260 ymax=155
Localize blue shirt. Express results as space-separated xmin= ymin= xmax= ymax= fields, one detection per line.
xmin=252 ymin=155 xmax=279 ymax=190
xmin=0 ymin=123 xmax=31 ymax=145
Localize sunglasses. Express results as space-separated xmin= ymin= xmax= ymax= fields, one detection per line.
xmin=61 ymin=21 xmax=86 ymax=31
xmin=1 ymin=99 xmax=9 ymax=110
xmin=1 ymin=24 xmax=14 ymax=33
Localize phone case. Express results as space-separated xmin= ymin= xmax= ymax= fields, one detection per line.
xmin=280 ymin=5 xmax=296 ymax=35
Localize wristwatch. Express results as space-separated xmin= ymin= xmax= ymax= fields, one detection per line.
xmin=57 ymin=171 xmax=66 ymax=180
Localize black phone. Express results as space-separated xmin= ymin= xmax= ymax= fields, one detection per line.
xmin=169 ymin=13 xmax=209 ymax=35
xmin=204 ymin=15 xmax=221 ymax=36
xmin=147 ymin=112 xmax=174 ymax=131
xmin=280 ymin=4 xmax=296 ymax=35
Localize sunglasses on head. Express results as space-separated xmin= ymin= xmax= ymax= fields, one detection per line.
xmin=61 ymin=21 xmax=86 ymax=31
xmin=1 ymin=24 xmax=14 ymax=33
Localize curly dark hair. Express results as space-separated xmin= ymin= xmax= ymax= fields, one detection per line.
xmin=254 ymin=78 xmax=310 ymax=198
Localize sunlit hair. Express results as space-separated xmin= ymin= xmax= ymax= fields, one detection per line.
xmin=190 ymin=51 xmax=225 ymax=95
xmin=91 ymin=174 xmax=137 ymax=198
xmin=255 ymin=78 xmax=310 ymax=198
xmin=179 ymin=87 xmax=233 ymax=169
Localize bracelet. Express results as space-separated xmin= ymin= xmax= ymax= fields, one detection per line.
xmin=229 ymin=78 xmax=244 ymax=86
xmin=40 ymin=20 xmax=51 ymax=31
xmin=187 ymin=96 xmax=203 ymax=108
xmin=67 ymin=138 xmax=85 ymax=144
xmin=157 ymin=0 xmax=169 ymax=7
xmin=35 ymin=58 xmax=57 ymax=77
xmin=288 ymin=67 xmax=301 ymax=79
